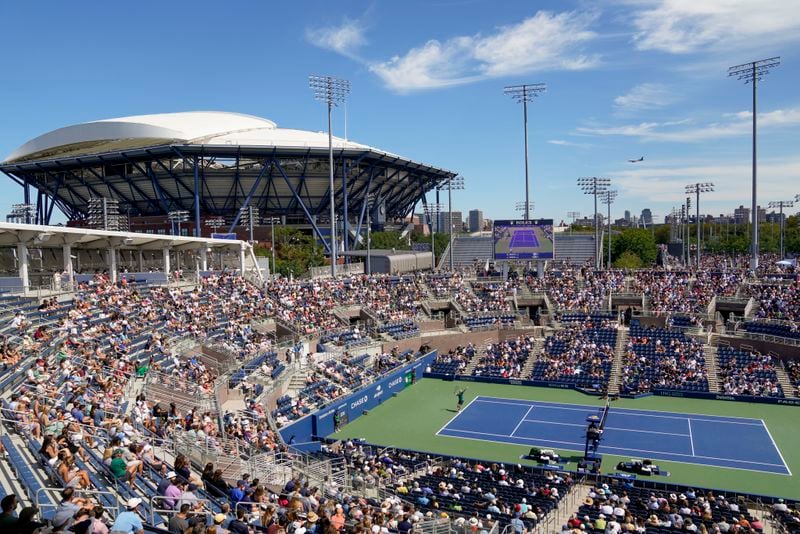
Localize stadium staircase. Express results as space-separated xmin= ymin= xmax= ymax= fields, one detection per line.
xmin=607 ymin=327 xmax=628 ymax=395
xmin=552 ymin=233 xmax=596 ymax=265
xmin=705 ymin=345 xmax=722 ymax=393
xmin=520 ymin=337 xmax=545 ymax=377
xmin=447 ymin=236 xmax=494 ymax=268
xmin=776 ymin=363 xmax=798 ymax=398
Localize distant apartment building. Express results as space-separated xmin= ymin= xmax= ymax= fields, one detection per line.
xmin=468 ymin=209 xmax=484 ymax=232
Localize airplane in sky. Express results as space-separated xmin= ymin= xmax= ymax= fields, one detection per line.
xmin=628 ymin=156 xmax=644 ymax=163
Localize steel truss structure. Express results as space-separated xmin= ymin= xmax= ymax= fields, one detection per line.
xmin=0 ymin=145 xmax=456 ymax=255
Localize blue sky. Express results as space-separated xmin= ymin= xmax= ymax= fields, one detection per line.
xmin=0 ymin=0 xmax=798 ymax=224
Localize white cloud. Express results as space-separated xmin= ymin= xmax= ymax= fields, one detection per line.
xmin=628 ymin=0 xmax=800 ymax=54
xmin=614 ymin=83 xmax=674 ymax=112
xmin=577 ymin=107 xmax=800 ymax=142
xmin=370 ymin=11 xmax=600 ymax=92
xmin=547 ymin=139 xmax=590 ymax=148
xmin=306 ymin=19 xmax=367 ymax=59
xmin=610 ymin=158 xmax=800 ymax=207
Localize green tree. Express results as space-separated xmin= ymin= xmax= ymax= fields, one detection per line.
xmin=272 ymin=227 xmax=325 ymax=276
xmin=610 ymin=228 xmax=657 ymax=266
xmin=614 ymin=250 xmax=643 ymax=269
xmin=653 ymin=224 xmax=671 ymax=245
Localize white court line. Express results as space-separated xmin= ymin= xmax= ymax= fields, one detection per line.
xmin=688 ymin=418 xmax=695 ymax=456
xmin=517 ymin=418 xmax=690 ymax=436
xmin=437 ymin=428 xmax=791 ymax=476
xmin=474 ymin=395 xmax=765 ymax=425
xmin=440 ymin=427 xmax=788 ymax=470
xmin=759 ymin=419 xmax=792 ymax=476
xmin=435 ymin=396 xmax=479 ymax=436
xmin=510 ymin=406 xmax=535 ymax=437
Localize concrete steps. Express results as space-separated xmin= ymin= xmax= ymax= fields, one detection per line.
xmin=705 ymin=345 xmax=722 ymax=393
xmin=607 ymin=327 xmax=628 ymax=395
xmin=776 ymin=363 xmax=798 ymax=398
xmin=521 ymin=337 xmax=544 ymax=378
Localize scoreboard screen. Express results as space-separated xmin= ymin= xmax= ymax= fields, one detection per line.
xmin=493 ymin=219 xmax=554 ymax=260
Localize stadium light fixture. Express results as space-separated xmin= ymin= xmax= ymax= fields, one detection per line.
xmin=205 ymin=216 xmax=227 ymax=236
xmin=239 ymin=205 xmax=261 ymax=244
xmin=168 ymin=209 xmax=190 ymax=236
xmin=599 ymin=190 xmax=618 ymax=270
xmin=7 ymin=203 xmax=36 ymax=224
xmin=438 ymin=176 xmax=465 ymax=271
xmin=729 ymin=56 xmax=780 ymax=272
xmin=505 ymin=83 xmax=546 ymax=220
xmin=424 ymin=203 xmax=444 ymax=271
xmin=310 ymin=74 xmax=351 ymax=278
xmin=577 ymin=177 xmax=610 ymax=269
xmin=768 ymin=200 xmax=793 ymax=259
xmin=567 ymin=211 xmax=580 ymax=233
xmin=685 ymin=183 xmax=714 ymax=269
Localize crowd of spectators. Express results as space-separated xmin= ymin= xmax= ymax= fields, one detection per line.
xmin=717 ymin=347 xmax=784 ymax=398
xmin=747 ymin=281 xmax=800 ymax=322
xmin=571 ymin=480 xmax=763 ymax=533
xmin=621 ymin=327 xmax=708 ymax=394
xmin=532 ymin=321 xmax=616 ymax=389
xmin=471 ymin=337 xmax=533 ymax=379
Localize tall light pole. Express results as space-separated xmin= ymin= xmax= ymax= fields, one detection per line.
xmin=443 ymin=176 xmax=465 ymax=271
xmin=567 ymin=211 xmax=580 ymax=233
xmin=684 ymin=197 xmax=692 ymax=266
xmin=769 ymin=200 xmax=793 ymax=258
xmin=310 ymin=74 xmax=350 ymax=278
xmin=365 ymin=193 xmax=375 ymax=276
xmin=505 ymin=83 xmax=546 ymax=220
xmin=685 ymin=183 xmax=714 ymax=269
xmin=263 ymin=216 xmax=280 ymax=279
xmin=239 ymin=205 xmax=259 ymax=243
xmin=600 ymin=190 xmax=618 ymax=269
xmin=729 ymin=56 xmax=780 ymax=271
xmin=577 ymin=177 xmax=610 ymax=269
xmin=168 ymin=210 xmax=190 ymax=236
xmin=424 ymin=203 xmax=443 ymax=271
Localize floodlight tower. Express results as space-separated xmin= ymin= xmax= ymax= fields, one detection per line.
xmin=685 ymin=183 xmax=714 ymax=269
xmin=577 ymin=177 xmax=610 ymax=269
xmin=515 ymin=201 xmax=534 ymax=217
xmin=310 ymin=74 xmax=351 ymax=278
xmin=599 ymin=190 xmax=618 ymax=269
xmin=167 ymin=210 xmax=190 ymax=236
xmin=504 ymin=83 xmax=546 ymax=220
xmin=442 ymin=176 xmax=465 ymax=271
xmin=729 ymin=56 xmax=780 ymax=271
xmin=205 ymin=216 xmax=226 ymax=237
xmin=768 ymin=200 xmax=794 ymax=258
xmin=424 ymin=203 xmax=444 ymax=270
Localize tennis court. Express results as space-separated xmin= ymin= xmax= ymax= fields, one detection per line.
xmin=509 ymin=228 xmax=539 ymax=249
xmin=437 ymin=396 xmax=790 ymax=475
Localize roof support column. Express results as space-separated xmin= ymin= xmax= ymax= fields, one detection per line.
xmin=200 ymin=247 xmax=208 ymax=272
xmin=163 ymin=248 xmax=171 ymax=276
xmin=108 ymin=247 xmax=118 ymax=283
xmin=194 ymin=156 xmax=201 ymax=237
xmin=342 ymin=158 xmax=349 ymax=258
xmin=17 ymin=242 xmax=29 ymax=291
xmin=239 ymin=244 xmax=246 ymax=276
xmin=138 ymin=250 xmax=144 ymax=273
xmin=63 ymin=244 xmax=74 ymax=290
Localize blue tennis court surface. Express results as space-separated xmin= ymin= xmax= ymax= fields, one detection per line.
xmin=437 ymin=396 xmax=790 ymax=475
xmin=509 ymin=229 xmax=539 ymax=249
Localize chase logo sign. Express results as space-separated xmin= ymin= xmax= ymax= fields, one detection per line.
xmin=389 ymin=377 xmax=404 ymax=388
xmin=350 ymin=395 xmax=369 ymax=410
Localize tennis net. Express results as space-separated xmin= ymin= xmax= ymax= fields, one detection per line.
xmin=599 ymin=399 xmax=611 ymax=430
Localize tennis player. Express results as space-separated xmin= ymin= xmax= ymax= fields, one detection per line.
xmin=455 ymin=387 xmax=467 ymax=411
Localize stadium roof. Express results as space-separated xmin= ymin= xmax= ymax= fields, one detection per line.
xmin=0 ymin=111 xmax=456 ymax=254
xmin=3 ymin=111 xmax=384 ymax=163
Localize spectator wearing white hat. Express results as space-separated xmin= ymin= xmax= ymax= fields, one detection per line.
xmin=109 ymin=498 xmax=143 ymax=534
